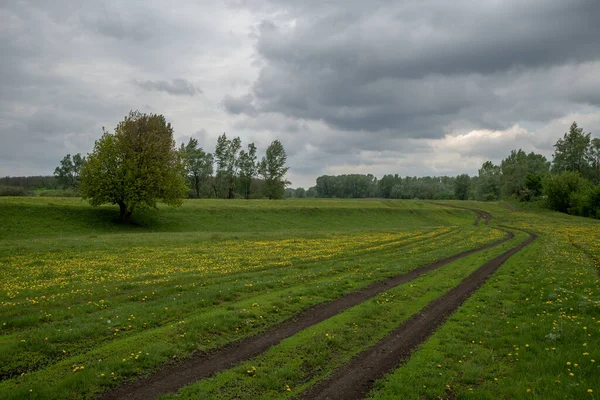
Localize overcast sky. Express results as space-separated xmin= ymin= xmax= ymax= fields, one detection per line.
xmin=2 ymin=0 xmax=600 ymax=188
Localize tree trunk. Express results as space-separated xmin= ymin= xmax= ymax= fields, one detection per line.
xmin=194 ymin=174 xmax=200 ymax=198
xmin=118 ymin=201 xmax=132 ymax=222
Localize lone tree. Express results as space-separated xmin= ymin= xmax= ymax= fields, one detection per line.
xmin=79 ymin=111 xmax=187 ymax=221
xmin=259 ymin=140 xmax=290 ymax=199
xmin=54 ymin=153 xmax=85 ymax=190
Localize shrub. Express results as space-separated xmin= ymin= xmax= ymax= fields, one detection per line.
xmin=0 ymin=185 xmax=29 ymax=196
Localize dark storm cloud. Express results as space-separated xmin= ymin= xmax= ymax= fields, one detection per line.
xmin=2 ymin=0 xmax=600 ymax=187
xmin=227 ymin=0 xmax=600 ymax=138
xmin=0 ymin=1 xmax=235 ymax=177
xmin=132 ymin=79 xmax=203 ymax=96
xmin=223 ymin=94 xmax=257 ymax=115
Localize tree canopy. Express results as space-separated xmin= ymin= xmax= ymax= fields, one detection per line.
xmin=54 ymin=153 xmax=85 ymax=190
xmin=259 ymin=140 xmax=290 ymax=199
xmin=214 ymin=133 xmax=242 ymax=199
xmin=237 ymin=143 xmax=257 ymax=199
xmin=181 ymin=138 xmax=213 ymax=198
xmin=79 ymin=111 xmax=187 ymax=221
xmin=454 ymin=174 xmax=470 ymax=200
xmin=500 ymin=149 xmax=550 ymax=199
xmin=552 ymin=122 xmax=592 ymax=177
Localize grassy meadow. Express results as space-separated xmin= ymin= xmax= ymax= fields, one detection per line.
xmin=0 ymin=198 xmax=598 ymax=399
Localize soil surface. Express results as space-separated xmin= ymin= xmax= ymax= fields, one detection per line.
xmin=299 ymin=230 xmax=536 ymax=400
xmin=474 ymin=210 xmax=493 ymax=226
xmin=99 ymin=211 xmax=507 ymax=400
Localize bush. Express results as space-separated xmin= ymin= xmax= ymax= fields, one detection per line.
xmin=569 ymin=184 xmax=600 ymax=219
xmin=543 ymin=172 xmax=600 ymax=219
xmin=36 ymin=189 xmax=78 ymax=197
xmin=543 ymin=172 xmax=583 ymax=213
xmin=0 ymin=185 xmax=29 ymax=196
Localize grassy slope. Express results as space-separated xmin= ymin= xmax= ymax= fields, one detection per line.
xmin=3 ymin=198 xmax=596 ymax=399
xmin=0 ymin=198 xmax=473 ymax=242
xmin=0 ymin=197 xmax=491 ymax=399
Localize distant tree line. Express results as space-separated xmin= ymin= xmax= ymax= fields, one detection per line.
xmin=285 ymin=122 xmax=600 ymax=219
xmin=0 ymin=175 xmax=76 ymax=197
xmin=0 ymin=175 xmax=58 ymax=189
xmin=288 ymin=174 xmax=463 ymax=200
xmin=4 ymin=118 xmax=599 ymax=219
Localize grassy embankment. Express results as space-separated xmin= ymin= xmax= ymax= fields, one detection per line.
xmin=1 ymin=198 xmax=494 ymax=399
xmin=2 ymin=197 xmax=597 ymax=399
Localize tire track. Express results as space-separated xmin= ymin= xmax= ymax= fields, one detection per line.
xmin=99 ymin=228 xmax=509 ymax=399
xmin=299 ymin=230 xmax=536 ymax=400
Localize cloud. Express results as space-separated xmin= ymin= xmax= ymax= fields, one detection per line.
xmin=132 ymin=79 xmax=202 ymax=96
xmin=226 ymin=0 xmax=600 ymax=137
xmin=223 ymin=94 xmax=256 ymax=115
xmin=1 ymin=0 xmax=600 ymax=190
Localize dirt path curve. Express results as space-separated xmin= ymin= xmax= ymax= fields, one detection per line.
xmin=99 ymin=218 xmax=509 ymax=399
xmin=299 ymin=230 xmax=536 ymax=400
xmin=435 ymin=202 xmax=493 ymax=226
xmin=474 ymin=210 xmax=493 ymax=226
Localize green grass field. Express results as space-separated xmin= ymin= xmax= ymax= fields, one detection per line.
xmin=0 ymin=198 xmax=598 ymax=399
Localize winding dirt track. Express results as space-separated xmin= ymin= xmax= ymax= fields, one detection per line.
xmin=299 ymin=229 xmax=536 ymax=400
xmin=99 ymin=209 xmax=508 ymax=400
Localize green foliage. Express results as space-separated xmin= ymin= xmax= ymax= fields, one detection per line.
xmin=316 ymin=175 xmax=456 ymax=200
xmin=568 ymin=181 xmax=600 ymax=218
xmin=523 ymin=173 xmax=544 ymax=200
xmin=552 ymin=121 xmax=592 ymax=177
xmin=317 ymin=174 xmax=377 ymax=198
xmin=259 ymin=140 xmax=290 ymax=199
xmin=500 ymin=149 xmax=550 ymax=199
xmin=542 ymin=171 xmax=584 ymax=213
xmin=214 ymin=133 xmax=242 ymax=199
xmin=53 ymin=153 xmax=85 ymax=190
xmin=79 ymin=111 xmax=187 ymax=221
xmin=589 ymin=137 xmax=600 ymax=184
xmin=475 ymin=161 xmax=501 ymax=201
xmin=237 ymin=143 xmax=257 ymax=199
xmin=181 ymin=138 xmax=213 ymax=198
xmin=541 ymin=121 xmax=600 ymax=218
xmin=454 ymin=174 xmax=470 ymax=200
xmin=378 ymin=174 xmax=399 ymax=198
xmin=0 ymin=185 xmax=29 ymax=196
